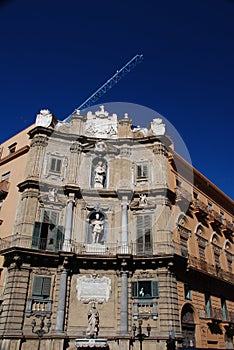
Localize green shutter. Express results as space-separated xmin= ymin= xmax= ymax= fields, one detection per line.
xmin=32 ymin=276 xmax=43 ymax=296
xmin=42 ymin=277 xmax=51 ymax=298
xmin=32 ymin=222 xmax=42 ymax=249
xmin=152 ymin=281 xmax=159 ymax=298
xmin=131 ymin=282 xmax=138 ymax=298
xmin=32 ymin=276 xmax=51 ymax=299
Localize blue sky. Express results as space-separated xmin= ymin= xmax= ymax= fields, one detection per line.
xmin=0 ymin=0 xmax=234 ymax=200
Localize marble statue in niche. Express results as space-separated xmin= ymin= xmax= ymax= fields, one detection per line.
xmin=93 ymin=160 xmax=106 ymax=188
xmin=90 ymin=213 xmax=104 ymax=244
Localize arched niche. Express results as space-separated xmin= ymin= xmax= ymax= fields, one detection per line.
xmin=91 ymin=157 xmax=107 ymax=188
xmin=86 ymin=210 xmax=107 ymax=245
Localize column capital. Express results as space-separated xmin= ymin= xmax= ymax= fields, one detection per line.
xmin=117 ymin=189 xmax=133 ymax=202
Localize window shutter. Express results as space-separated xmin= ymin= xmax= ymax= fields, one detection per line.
xmin=51 ymin=211 xmax=58 ymax=225
xmin=152 ymin=281 xmax=159 ymax=298
xmin=137 ymin=165 xmax=142 ymax=178
xmin=131 ymin=282 xmax=138 ymax=298
xmin=56 ymin=159 xmax=62 ymax=172
xmin=136 ymin=216 xmax=144 ymax=253
xmin=50 ymin=158 xmax=56 ymax=171
xmin=55 ymin=225 xmax=64 ymax=251
xmin=143 ymin=164 xmax=148 ymax=178
xmin=42 ymin=277 xmax=51 ymax=298
xmin=32 ymin=276 xmax=43 ymax=296
xmin=32 ymin=222 xmax=42 ymax=249
xmin=137 ymin=216 xmax=144 ymax=239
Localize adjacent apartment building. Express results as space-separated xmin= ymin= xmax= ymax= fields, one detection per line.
xmin=0 ymin=106 xmax=233 ymax=350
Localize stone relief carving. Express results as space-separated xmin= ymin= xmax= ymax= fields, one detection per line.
xmin=94 ymin=140 xmax=107 ymax=155
xmin=139 ymin=193 xmax=148 ymax=206
xmin=35 ymin=109 xmax=55 ymax=128
xmin=48 ymin=188 xmax=58 ymax=202
xmin=150 ymin=118 xmax=166 ymax=136
xmin=85 ymin=106 xmax=118 ymax=138
xmin=76 ymin=274 xmax=111 ymax=304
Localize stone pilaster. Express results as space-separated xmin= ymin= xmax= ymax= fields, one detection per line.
xmin=117 ymin=189 xmax=132 ymax=252
xmin=55 ymin=267 xmax=68 ymax=333
xmin=157 ymin=264 xmax=180 ymax=339
xmin=25 ymin=128 xmax=50 ymax=180
xmin=120 ymin=271 xmax=128 ymax=335
xmin=0 ymin=257 xmax=30 ymax=336
xmin=14 ymin=188 xmax=39 ymax=236
xmin=153 ymin=141 xmax=169 ymax=187
xmin=67 ymin=141 xmax=82 ymax=184
xmin=62 ymin=196 xmax=75 ymax=252
xmin=154 ymin=195 xmax=173 ymax=254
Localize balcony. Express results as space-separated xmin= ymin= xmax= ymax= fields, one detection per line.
xmin=187 ymin=255 xmax=234 ymax=284
xmin=192 ymin=199 xmax=210 ymax=218
xmin=0 ymin=179 xmax=10 ymax=199
xmin=0 ymin=234 xmax=176 ymax=257
xmin=25 ymin=297 xmax=52 ymax=318
xmin=207 ymin=210 xmax=225 ymax=229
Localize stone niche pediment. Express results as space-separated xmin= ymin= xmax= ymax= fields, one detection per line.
xmin=82 ymin=140 xmax=119 ymax=156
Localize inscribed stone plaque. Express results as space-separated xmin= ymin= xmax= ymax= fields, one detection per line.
xmin=76 ymin=275 xmax=111 ymax=304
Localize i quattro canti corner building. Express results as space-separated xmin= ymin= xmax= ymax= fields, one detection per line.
xmin=0 ymin=105 xmax=233 ymax=350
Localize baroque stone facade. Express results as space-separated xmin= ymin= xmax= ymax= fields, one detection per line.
xmin=0 ymin=106 xmax=233 ymax=350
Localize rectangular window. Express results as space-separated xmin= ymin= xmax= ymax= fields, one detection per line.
xmin=8 ymin=142 xmax=17 ymax=154
xmin=207 ymin=202 xmax=212 ymax=210
xmin=193 ymin=192 xmax=198 ymax=199
xmin=180 ymin=236 xmax=188 ymax=257
xmin=49 ymin=157 xmax=62 ymax=173
xmin=136 ymin=215 xmax=152 ymax=254
xmin=221 ymin=298 xmax=227 ymax=321
xmin=226 ymin=253 xmax=232 ymax=272
xmin=32 ymin=210 xmax=64 ymax=252
xmin=198 ymin=245 xmax=205 ymax=260
xmin=214 ymin=252 xmax=220 ymax=274
xmin=32 ymin=276 xmax=51 ymax=299
xmin=184 ymin=284 xmax=192 ymax=300
xmin=205 ymin=293 xmax=212 ymax=318
xmin=132 ymin=280 xmax=158 ymax=299
xmin=42 ymin=209 xmax=59 ymax=225
xmin=136 ymin=163 xmax=148 ymax=180
xmin=1 ymin=172 xmax=10 ymax=181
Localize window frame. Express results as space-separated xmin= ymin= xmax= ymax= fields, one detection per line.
xmin=136 ymin=162 xmax=148 ymax=181
xmin=32 ymin=275 xmax=51 ymax=300
xmin=131 ymin=280 xmax=159 ymax=299
xmin=136 ymin=214 xmax=152 ymax=254
xmin=184 ymin=283 xmax=192 ymax=300
xmin=49 ymin=157 xmax=62 ymax=174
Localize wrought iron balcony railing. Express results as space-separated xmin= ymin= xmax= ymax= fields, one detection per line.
xmin=0 ymin=234 xmax=175 ymax=257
